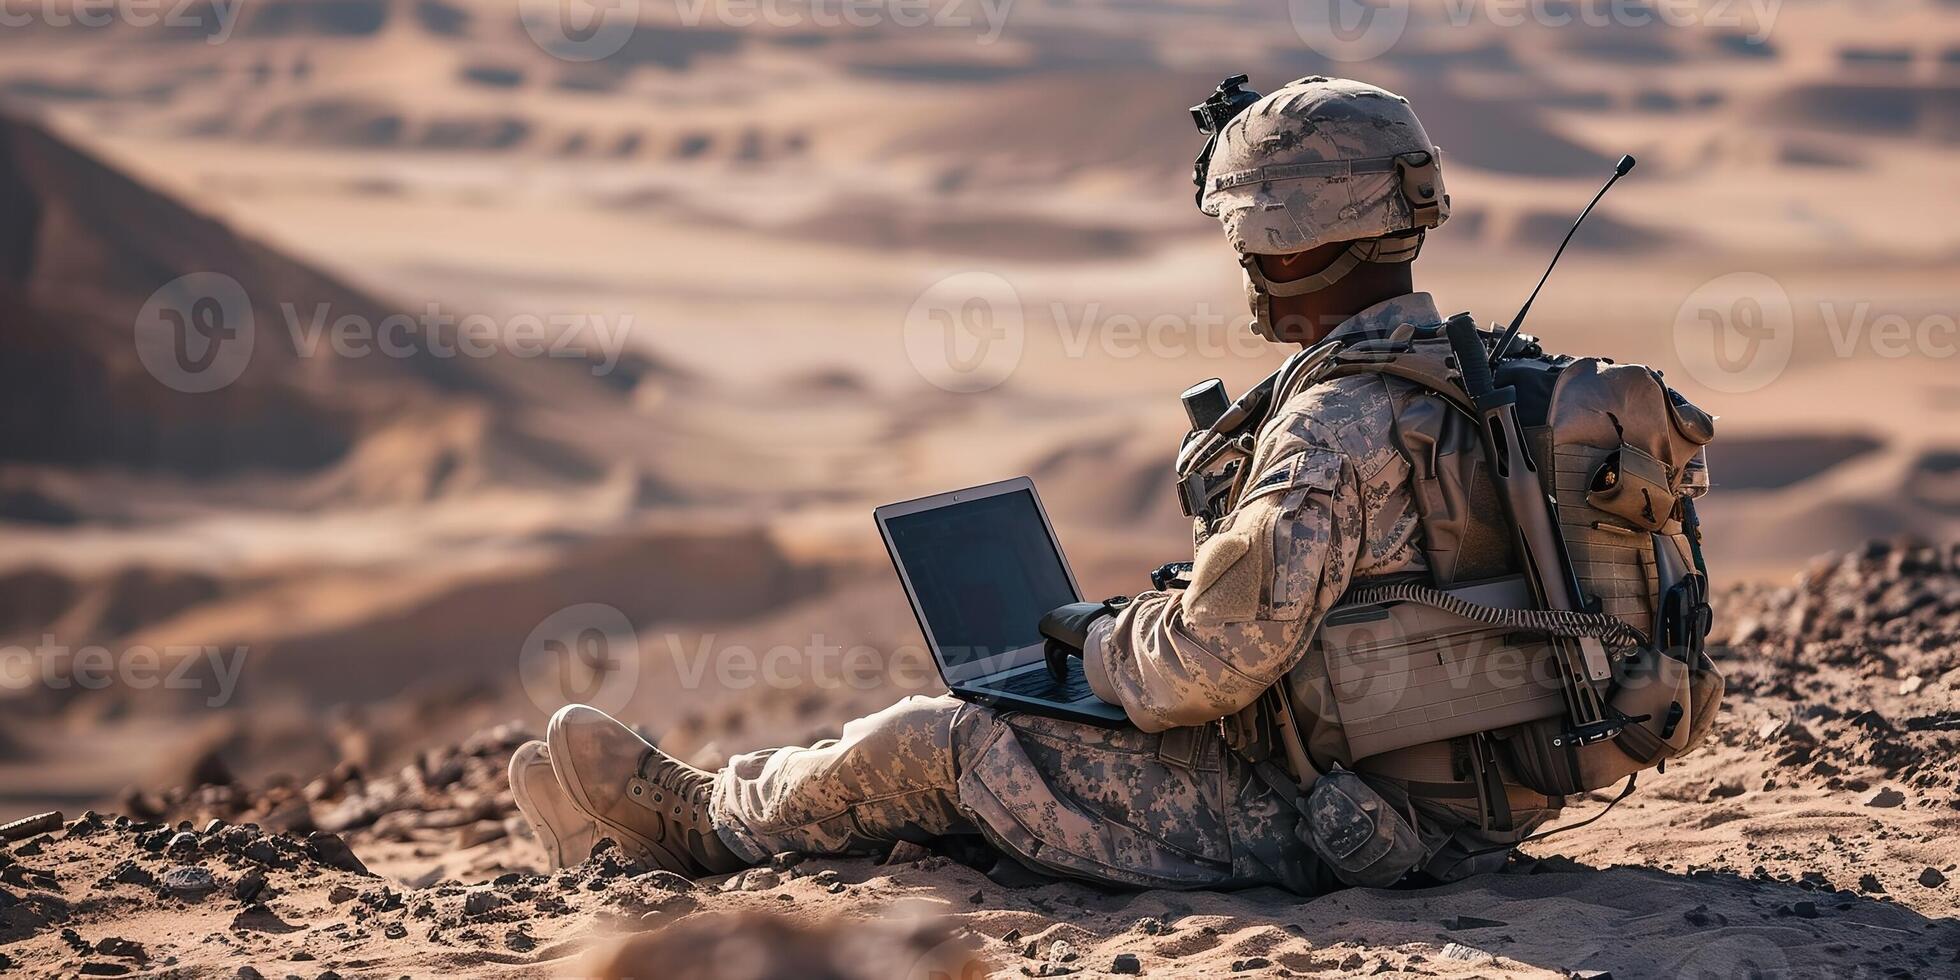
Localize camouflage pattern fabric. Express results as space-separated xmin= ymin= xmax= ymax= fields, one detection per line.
xmin=1200 ymin=77 xmax=1448 ymax=256
xmin=710 ymin=693 xmax=1329 ymax=893
xmin=709 ymin=293 xmax=1545 ymax=894
xmin=1081 ymin=292 xmax=1438 ymax=732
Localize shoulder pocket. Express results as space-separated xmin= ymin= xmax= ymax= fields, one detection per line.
xmin=1187 ymin=448 xmax=1346 ymax=626
xmin=1241 ymin=448 xmax=1345 ymax=512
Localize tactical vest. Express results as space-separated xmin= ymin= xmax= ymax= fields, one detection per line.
xmin=1182 ymin=319 xmax=1722 ymax=829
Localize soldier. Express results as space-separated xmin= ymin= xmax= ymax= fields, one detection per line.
xmin=508 ymin=76 xmax=1562 ymax=891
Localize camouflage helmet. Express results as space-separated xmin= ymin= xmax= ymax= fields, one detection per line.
xmin=1199 ymin=76 xmax=1449 ymax=340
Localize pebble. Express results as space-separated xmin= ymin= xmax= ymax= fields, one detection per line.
xmin=231 ymin=902 xmax=298 ymax=932
xmin=1110 ymin=952 xmax=1142 ymax=974
xmin=304 ymin=832 xmax=370 ymax=876
xmin=1682 ymin=905 xmax=1726 ymax=928
xmin=103 ymin=861 xmax=154 ymax=888
xmin=720 ymin=868 xmax=782 ymax=892
xmin=1440 ymin=942 xmax=1494 ymax=964
xmin=1920 ymin=868 xmax=1948 ymax=888
xmin=1864 ymin=787 xmax=1906 ymax=808
xmin=158 ymin=865 xmax=218 ymax=900
xmin=241 ymin=839 xmax=297 ymax=871
xmin=95 ymin=937 xmax=147 ymax=961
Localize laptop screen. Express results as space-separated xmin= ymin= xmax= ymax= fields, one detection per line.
xmin=884 ymin=488 xmax=1077 ymax=670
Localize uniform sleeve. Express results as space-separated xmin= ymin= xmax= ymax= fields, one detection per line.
xmin=1089 ymin=444 xmax=1363 ymax=732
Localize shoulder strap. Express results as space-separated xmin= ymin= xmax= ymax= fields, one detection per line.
xmin=1316 ymin=336 xmax=1480 ymax=420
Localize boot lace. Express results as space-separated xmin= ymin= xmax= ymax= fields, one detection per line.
xmin=639 ymin=749 xmax=711 ymax=808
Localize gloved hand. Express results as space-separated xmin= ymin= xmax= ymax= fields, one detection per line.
xmin=1040 ymin=596 xmax=1129 ymax=682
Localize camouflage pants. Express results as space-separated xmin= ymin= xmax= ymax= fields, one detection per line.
xmin=709 ymin=694 xmax=1326 ymax=891
xmin=708 ymin=694 xmax=1552 ymax=892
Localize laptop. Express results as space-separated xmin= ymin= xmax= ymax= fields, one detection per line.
xmin=875 ymin=477 xmax=1128 ymax=726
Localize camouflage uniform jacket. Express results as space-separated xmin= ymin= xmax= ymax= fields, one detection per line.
xmin=1082 ymin=292 xmax=1440 ymax=733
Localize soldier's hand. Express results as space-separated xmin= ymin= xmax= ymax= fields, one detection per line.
xmin=1040 ymin=597 xmax=1129 ymax=682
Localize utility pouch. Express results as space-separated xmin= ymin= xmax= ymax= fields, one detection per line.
xmin=1498 ymin=644 xmax=1725 ymax=796
xmin=1301 ymin=768 xmax=1426 ymax=888
xmin=1308 ymin=575 xmax=1569 ymax=763
xmin=1587 ymin=444 xmax=1674 ymax=532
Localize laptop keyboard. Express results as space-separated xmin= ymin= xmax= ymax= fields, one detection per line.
xmin=981 ymin=664 xmax=1094 ymax=703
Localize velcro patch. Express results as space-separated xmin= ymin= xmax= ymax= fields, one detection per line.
xmin=1239 ymin=448 xmax=1344 ymax=509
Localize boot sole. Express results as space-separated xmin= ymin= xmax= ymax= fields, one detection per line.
xmin=545 ymin=711 xmax=699 ymax=875
xmin=508 ymin=743 xmax=592 ymax=869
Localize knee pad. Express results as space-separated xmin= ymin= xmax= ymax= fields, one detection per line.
xmin=1301 ymin=769 xmax=1425 ymax=888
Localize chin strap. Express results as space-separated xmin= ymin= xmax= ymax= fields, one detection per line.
xmin=1244 ymin=230 xmax=1427 ymax=341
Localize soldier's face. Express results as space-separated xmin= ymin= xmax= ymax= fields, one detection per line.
xmin=1256 ymin=241 xmax=1352 ymax=343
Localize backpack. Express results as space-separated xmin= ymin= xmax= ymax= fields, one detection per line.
xmin=1205 ymin=317 xmax=1723 ymax=816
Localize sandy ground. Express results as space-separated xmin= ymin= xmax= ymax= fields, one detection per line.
xmin=3 ymin=544 xmax=1958 ymax=978
xmin=1 ymin=1 xmax=1958 ymax=976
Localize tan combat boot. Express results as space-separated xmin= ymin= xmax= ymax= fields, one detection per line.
xmin=545 ymin=704 xmax=749 ymax=877
xmin=508 ymin=740 xmax=601 ymax=869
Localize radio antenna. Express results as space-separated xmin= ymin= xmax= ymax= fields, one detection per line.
xmin=1490 ymin=154 xmax=1636 ymax=362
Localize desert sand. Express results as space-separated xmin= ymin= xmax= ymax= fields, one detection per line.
xmin=0 ymin=1 xmax=1957 ymax=976
xmin=3 ymin=543 xmax=1957 ymax=978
